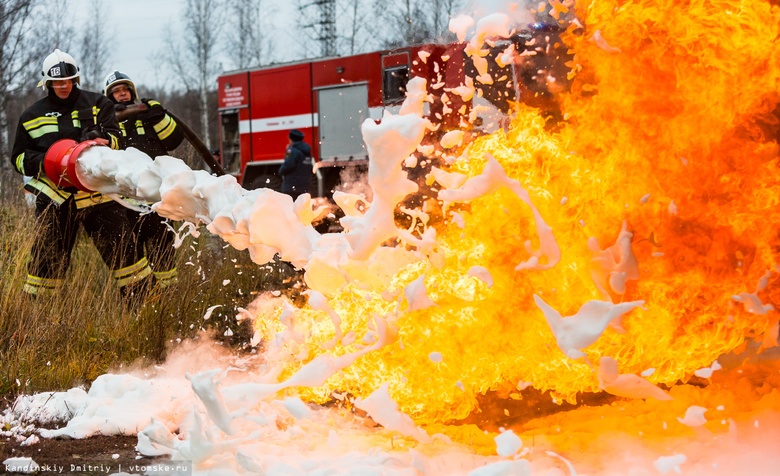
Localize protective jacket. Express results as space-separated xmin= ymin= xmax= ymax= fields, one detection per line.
xmin=278 ymin=140 xmax=313 ymax=197
xmin=11 ymin=86 xmax=150 ymax=297
xmin=113 ymin=99 xmax=184 ymax=287
xmin=116 ymin=100 xmax=184 ymax=157
xmin=11 ymin=87 xmax=122 ymax=208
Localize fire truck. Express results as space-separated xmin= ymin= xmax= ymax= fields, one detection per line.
xmin=215 ymin=24 xmax=570 ymax=196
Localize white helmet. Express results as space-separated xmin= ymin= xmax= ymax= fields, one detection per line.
xmin=103 ymin=70 xmax=138 ymax=102
xmin=39 ymin=49 xmax=80 ymax=90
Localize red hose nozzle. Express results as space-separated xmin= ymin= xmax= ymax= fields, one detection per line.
xmin=43 ymin=139 xmax=102 ymax=192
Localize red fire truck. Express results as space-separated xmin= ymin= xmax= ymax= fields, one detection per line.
xmin=215 ymin=25 xmax=570 ymax=196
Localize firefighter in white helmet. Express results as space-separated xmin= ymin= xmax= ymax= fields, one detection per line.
xmin=103 ymin=70 xmax=184 ymax=288
xmin=10 ymin=49 xmax=152 ymax=305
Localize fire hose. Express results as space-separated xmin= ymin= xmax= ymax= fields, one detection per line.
xmin=115 ymin=103 xmax=226 ymax=176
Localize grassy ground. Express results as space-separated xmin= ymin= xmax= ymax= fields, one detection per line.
xmin=0 ymin=198 xmax=300 ymax=403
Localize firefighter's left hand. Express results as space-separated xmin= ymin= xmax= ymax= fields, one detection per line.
xmin=141 ymin=98 xmax=166 ymax=123
xmin=80 ymin=127 xmax=105 ymax=142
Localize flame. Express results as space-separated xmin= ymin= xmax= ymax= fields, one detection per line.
xmin=253 ymin=0 xmax=780 ymax=427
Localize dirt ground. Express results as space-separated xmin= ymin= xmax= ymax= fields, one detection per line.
xmin=0 ymin=435 xmax=179 ymax=475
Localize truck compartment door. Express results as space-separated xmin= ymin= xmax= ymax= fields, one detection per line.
xmin=219 ymin=110 xmax=241 ymax=175
xmin=317 ymin=84 xmax=369 ymax=163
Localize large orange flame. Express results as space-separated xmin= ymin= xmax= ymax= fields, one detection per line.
xmin=253 ymin=0 xmax=780 ymax=428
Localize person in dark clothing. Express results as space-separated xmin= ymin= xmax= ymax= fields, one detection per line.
xmin=278 ymin=129 xmax=313 ymax=200
xmin=103 ymin=70 xmax=185 ymax=288
xmin=11 ymin=50 xmax=152 ymax=303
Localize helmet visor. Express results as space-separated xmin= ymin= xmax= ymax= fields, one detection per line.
xmin=48 ymin=62 xmax=79 ymax=79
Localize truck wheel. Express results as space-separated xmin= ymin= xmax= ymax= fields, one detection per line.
xmin=247 ymin=174 xmax=282 ymax=191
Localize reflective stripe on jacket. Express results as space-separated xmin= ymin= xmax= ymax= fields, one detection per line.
xmin=11 ymin=87 xmax=122 ymax=208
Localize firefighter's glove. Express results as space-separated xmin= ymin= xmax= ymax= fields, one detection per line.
xmin=141 ymin=98 xmax=166 ymax=123
xmin=114 ymin=103 xmax=128 ymax=112
xmin=80 ymin=126 xmax=104 ymax=142
xmin=80 ymin=129 xmax=109 ymax=146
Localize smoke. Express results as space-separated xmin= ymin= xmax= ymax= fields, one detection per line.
xmin=459 ymin=0 xmax=538 ymax=30
xmin=334 ymin=165 xmax=373 ymax=203
xmin=115 ymin=332 xmax=243 ymax=381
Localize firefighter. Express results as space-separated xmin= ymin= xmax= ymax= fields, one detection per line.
xmin=11 ymin=49 xmax=152 ymax=305
xmin=278 ymin=129 xmax=313 ymax=200
xmin=103 ymin=70 xmax=185 ymax=288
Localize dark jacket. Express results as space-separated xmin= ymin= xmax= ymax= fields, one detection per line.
xmin=115 ymin=99 xmax=184 ymax=158
xmin=278 ymin=140 xmax=313 ymax=196
xmin=11 ymin=86 xmax=123 ymax=208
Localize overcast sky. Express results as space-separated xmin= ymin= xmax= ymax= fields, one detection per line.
xmin=70 ymin=0 xmax=297 ymax=89
xmin=93 ymin=0 xmax=181 ymax=87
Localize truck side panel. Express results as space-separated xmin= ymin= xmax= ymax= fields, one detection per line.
xmin=217 ymin=43 xmax=488 ymax=194
xmin=247 ymin=63 xmax=316 ymax=163
xmin=317 ymin=84 xmax=370 ymax=162
xmin=312 ymin=52 xmax=383 ymax=109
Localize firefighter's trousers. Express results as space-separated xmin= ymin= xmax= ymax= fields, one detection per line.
xmin=24 ymin=195 xmax=152 ymax=295
xmin=128 ymin=209 xmax=178 ymax=287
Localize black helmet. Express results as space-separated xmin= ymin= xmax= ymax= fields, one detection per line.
xmin=103 ymin=70 xmax=137 ymax=102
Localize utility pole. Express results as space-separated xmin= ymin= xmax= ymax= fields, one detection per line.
xmin=309 ymin=0 xmax=337 ymax=57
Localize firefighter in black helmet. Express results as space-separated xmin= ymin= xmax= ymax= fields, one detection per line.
xmin=278 ymin=129 xmax=313 ymax=201
xmin=10 ymin=50 xmax=152 ymax=304
xmin=104 ymin=70 xmax=185 ymax=288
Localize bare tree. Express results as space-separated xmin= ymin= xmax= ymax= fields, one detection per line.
xmin=337 ymin=0 xmax=377 ymax=55
xmin=163 ymin=0 xmax=224 ymax=150
xmin=296 ymin=0 xmax=338 ymax=57
xmin=294 ymin=0 xmax=380 ymax=59
xmin=1 ymin=0 xmax=31 ymax=199
xmin=0 ymin=0 xmax=68 ymax=199
xmin=428 ymin=0 xmax=461 ymax=43
xmin=37 ymin=0 xmax=75 ymax=50
xmin=224 ymin=0 xmax=275 ymax=69
xmin=376 ymin=0 xmax=431 ymax=47
xmin=1 ymin=0 xmax=36 ymax=157
xmin=77 ymin=0 xmax=110 ymax=90
xmin=375 ymin=0 xmax=463 ymax=47
xmin=1 ymin=0 xmax=78 ymax=154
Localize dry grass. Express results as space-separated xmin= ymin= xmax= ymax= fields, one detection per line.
xmin=0 ymin=198 xmax=299 ymax=402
